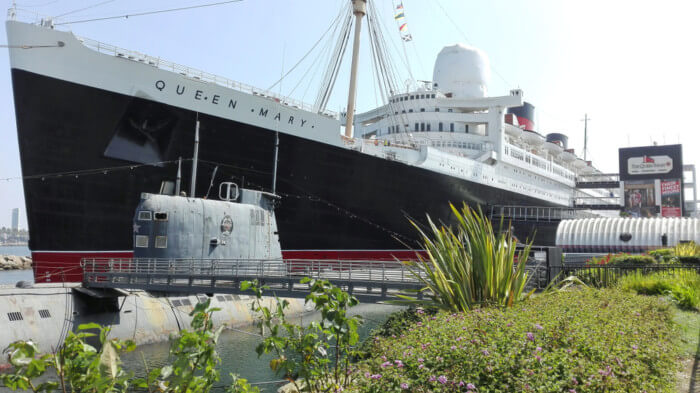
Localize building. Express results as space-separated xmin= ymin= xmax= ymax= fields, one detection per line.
xmin=11 ymin=208 xmax=19 ymax=231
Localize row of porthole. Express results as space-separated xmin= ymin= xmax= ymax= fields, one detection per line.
xmin=135 ymin=235 xmax=168 ymax=249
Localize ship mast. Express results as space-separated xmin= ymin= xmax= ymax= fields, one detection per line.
xmin=344 ymin=0 xmax=367 ymax=138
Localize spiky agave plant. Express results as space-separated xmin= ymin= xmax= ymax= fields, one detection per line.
xmin=397 ymin=203 xmax=534 ymax=311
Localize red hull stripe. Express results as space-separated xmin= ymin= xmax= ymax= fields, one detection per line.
xmin=282 ymin=250 xmax=421 ymax=261
xmin=32 ymin=251 xmax=133 ymax=283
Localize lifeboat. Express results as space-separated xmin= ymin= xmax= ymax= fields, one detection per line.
xmin=521 ymin=129 xmax=545 ymax=146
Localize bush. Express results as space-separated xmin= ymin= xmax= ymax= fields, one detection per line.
xmin=609 ymin=254 xmax=656 ymax=266
xmin=350 ymin=289 xmax=680 ymax=393
xmin=618 ymin=270 xmax=700 ymax=310
xmin=399 ymin=204 xmax=533 ymax=311
xmin=674 ymin=241 xmax=700 ymax=257
xmin=647 ymin=248 xmax=675 ymax=263
xmin=677 ymin=256 xmax=700 ymax=265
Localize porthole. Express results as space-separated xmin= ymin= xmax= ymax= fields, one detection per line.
xmin=154 ymin=212 xmax=168 ymax=221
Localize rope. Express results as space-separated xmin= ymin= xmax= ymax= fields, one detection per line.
xmin=54 ymin=0 xmax=244 ymax=25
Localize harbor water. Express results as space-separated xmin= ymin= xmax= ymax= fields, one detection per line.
xmin=0 ymin=245 xmax=33 ymax=285
xmin=120 ymin=303 xmax=401 ymax=393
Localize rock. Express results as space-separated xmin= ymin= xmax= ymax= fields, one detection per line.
xmin=0 ymin=255 xmax=32 ymax=270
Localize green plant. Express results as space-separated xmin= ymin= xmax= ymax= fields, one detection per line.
xmin=674 ymin=241 xmax=700 ymax=257
xmin=1 ymin=324 xmax=135 ymax=393
xmin=618 ymin=270 xmax=700 ymax=310
xmin=243 ymin=278 xmax=363 ymax=393
xmin=647 ymin=248 xmax=675 ymax=263
xmin=397 ymin=204 xmax=533 ymax=311
xmin=351 ymin=289 xmax=680 ymax=392
xmin=1 ymin=301 xmax=258 ymax=393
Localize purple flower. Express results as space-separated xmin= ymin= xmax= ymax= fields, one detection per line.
xmin=458 ymin=381 xmax=465 ymax=387
xmin=571 ymin=377 xmax=578 ymax=385
xmin=437 ymin=375 xmax=448 ymax=384
xmin=364 ymin=371 xmax=370 ymax=378
xmin=417 ymin=322 xmax=423 ymax=327
xmin=535 ymin=346 xmax=542 ymax=352
xmin=370 ymin=374 xmax=382 ymax=380
xmin=535 ymin=355 xmax=541 ymax=361
xmin=451 ymin=345 xmax=457 ymax=350
xmin=394 ymin=360 xmax=404 ymax=368
xmin=380 ymin=361 xmax=392 ymax=369
xmin=418 ymin=364 xmax=424 ymax=369
xmin=481 ymin=349 xmax=490 ymax=356
xmin=381 ymin=355 xmax=387 ymax=361
xmin=417 ymin=358 xmax=424 ymax=363
xmin=534 ymin=323 xmax=544 ymax=330
xmin=467 ymin=383 xmax=476 ymax=389
xmin=569 ymin=390 xmax=577 ymax=393
xmin=631 ymin=344 xmax=638 ymax=350
xmin=526 ymin=332 xmax=535 ymax=341
xmin=416 ymin=307 xmax=424 ymax=314
xmin=400 ymin=383 xmax=409 ymax=389
xmin=429 ymin=375 xmax=436 ymax=382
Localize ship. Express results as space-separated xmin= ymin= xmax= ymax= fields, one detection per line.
xmin=5 ymin=2 xmax=609 ymax=283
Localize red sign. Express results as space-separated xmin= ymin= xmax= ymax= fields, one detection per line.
xmin=660 ymin=180 xmax=682 ymax=217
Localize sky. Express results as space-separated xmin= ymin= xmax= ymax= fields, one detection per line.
xmin=1 ymin=0 xmax=699 ymax=228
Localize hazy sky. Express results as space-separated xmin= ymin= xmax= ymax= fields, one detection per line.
xmin=1 ymin=0 xmax=699 ymax=228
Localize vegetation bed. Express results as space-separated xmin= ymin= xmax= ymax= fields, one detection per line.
xmin=352 ymin=289 xmax=679 ymax=392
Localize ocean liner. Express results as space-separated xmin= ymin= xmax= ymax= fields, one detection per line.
xmin=5 ymin=2 xmax=607 ymax=283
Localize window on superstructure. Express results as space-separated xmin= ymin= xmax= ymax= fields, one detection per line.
xmin=431 ymin=94 xmax=436 ymax=98
xmin=435 ymin=108 xmax=440 ymax=112
xmin=415 ymin=123 xmax=419 ymax=131
xmin=448 ymin=109 xmax=453 ymax=113
xmin=421 ymin=94 xmax=425 ymax=99
xmin=465 ymin=125 xmax=469 ymax=133
xmin=421 ymin=123 xmax=425 ymax=131
xmin=155 ymin=212 xmax=168 ymax=221
xmin=138 ymin=211 xmax=152 ymax=221
xmin=409 ymin=109 xmax=413 ymax=113
xmin=135 ymin=235 xmax=149 ymax=248
xmin=450 ymin=123 xmax=454 ymax=132
xmin=420 ymin=108 xmax=425 ymax=112
xmin=439 ymin=122 xmax=443 ymax=131
xmin=155 ymin=236 xmax=167 ymax=249
xmin=410 ymin=95 xmax=415 ymax=100
xmin=427 ymin=123 xmax=431 ymax=131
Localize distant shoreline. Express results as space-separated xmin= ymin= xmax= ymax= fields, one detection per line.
xmin=0 ymin=243 xmax=29 ymax=247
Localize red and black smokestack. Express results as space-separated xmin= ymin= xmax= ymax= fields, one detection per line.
xmin=507 ymin=102 xmax=535 ymax=131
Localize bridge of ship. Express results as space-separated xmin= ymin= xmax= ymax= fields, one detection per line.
xmin=81 ymin=249 xmax=558 ymax=303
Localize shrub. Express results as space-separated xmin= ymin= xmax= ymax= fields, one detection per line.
xmin=350 ymin=289 xmax=680 ymax=393
xmin=647 ymin=248 xmax=675 ymax=263
xmin=618 ymin=270 xmax=700 ymax=310
xmin=398 ymin=204 xmax=533 ymax=311
xmin=609 ymin=254 xmax=656 ymax=266
xmin=677 ymin=256 xmax=700 ymax=265
xmin=674 ymin=241 xmax=700 ymax=257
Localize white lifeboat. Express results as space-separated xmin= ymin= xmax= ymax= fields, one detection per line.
xmin=560 ymin=150 xmax=577 ymax=163
xmin=521 ymin=130 xmax=545 ymax=146
xmin=504 ymin=123 xmax=524 ymax=138
xmin=573 ymin=158 xmax=588 ymax=169
xmin=543 ymin=141 xmax=564 ymax=157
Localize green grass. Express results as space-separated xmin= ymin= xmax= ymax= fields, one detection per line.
xmin=673 ymin=308 xmax=700 ymax=358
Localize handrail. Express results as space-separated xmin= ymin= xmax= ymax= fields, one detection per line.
xmin=74 ymin=36 xmax=338 ymax=119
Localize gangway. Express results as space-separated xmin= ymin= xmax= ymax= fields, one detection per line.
xmin=575 ymin=173 xmax=620 ymax=189
xmin=82 ymin=249 xmax=560 ymax=302
xmin=489 ymin=205 xmax=600 ymax=222
xmin=82 ymin=258 xmax=426 ymax=303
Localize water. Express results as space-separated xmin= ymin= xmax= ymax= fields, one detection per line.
xmin=0 ymin=245 xmax=31 ymax=257
xmin=0 ymin=245 xmax=33 ymax=285
xmin=120 ymin=303 xmax=402 ymax=392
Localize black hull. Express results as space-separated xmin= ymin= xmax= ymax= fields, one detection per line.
xmin=12 ymin=69 xmax=558 ymax=257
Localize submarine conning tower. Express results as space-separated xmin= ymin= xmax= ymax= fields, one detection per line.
xmin=132 ymin=183 xmax=282 ymax=261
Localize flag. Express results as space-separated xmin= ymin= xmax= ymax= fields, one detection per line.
xmin=643 ymin=156 xmax=655 ymax=163
xmin=394 ymin=11 xmax=405 ymax=20
xmin=399 ymin=23 xmax=408 ymax=32
xmin=396 ymin=3 xmax=403 ymax=10
xmin=401 ymin=34 xmax=413 ymax=42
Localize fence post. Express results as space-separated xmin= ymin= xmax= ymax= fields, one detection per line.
xmin=547 ymin=247 xmax=563 ymax=285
